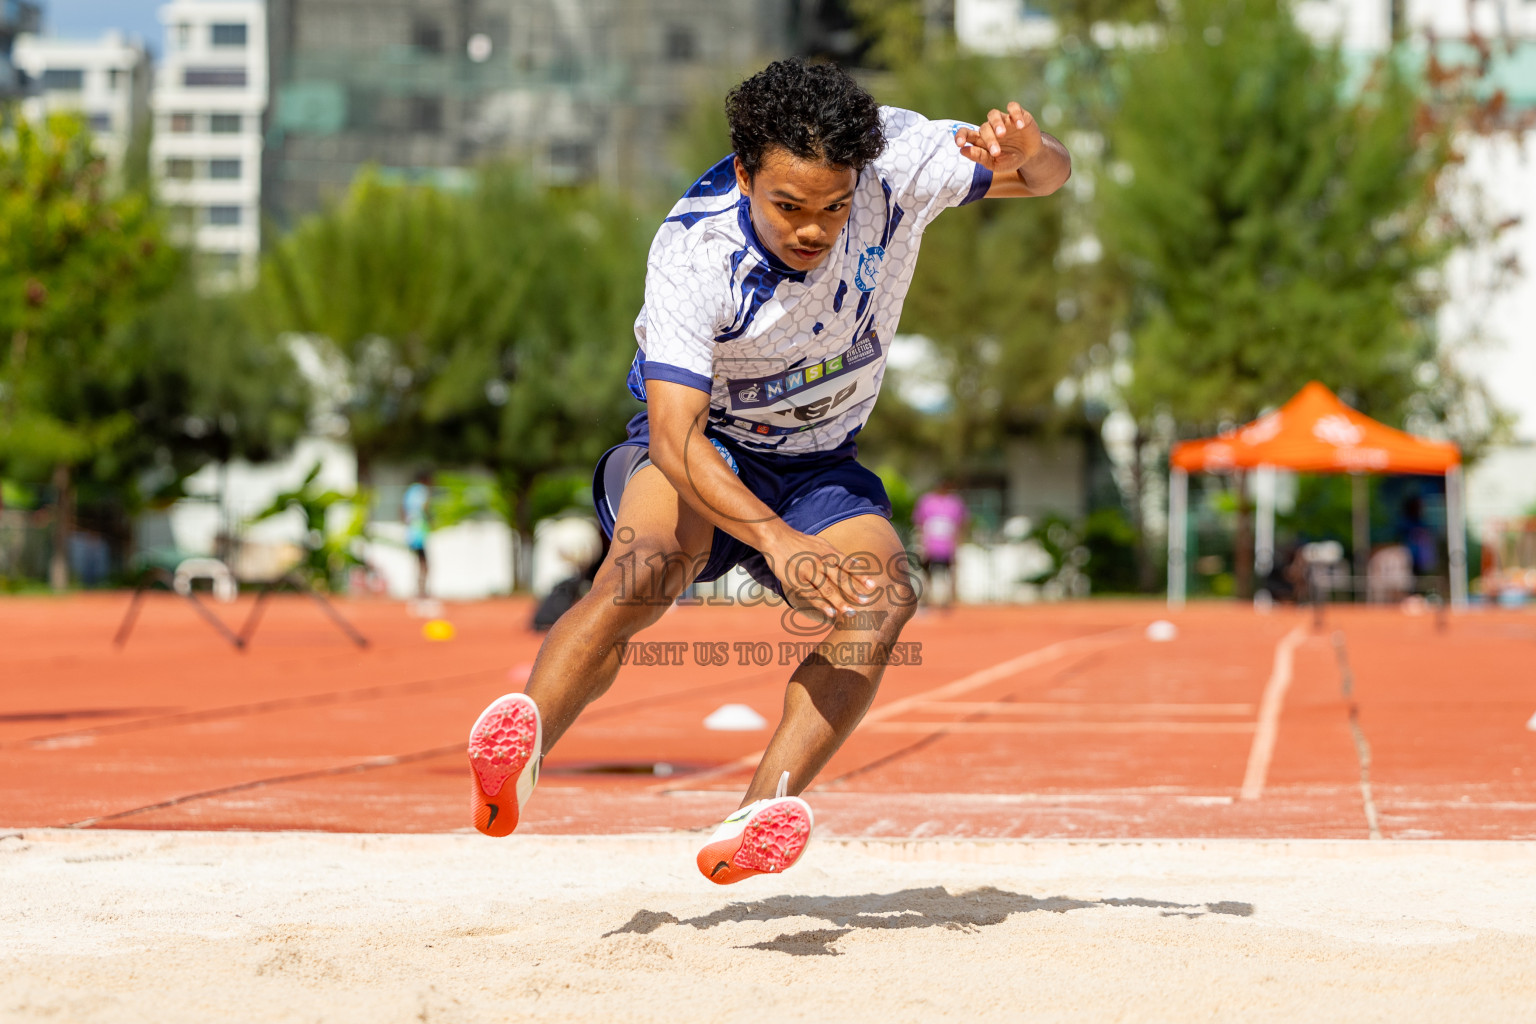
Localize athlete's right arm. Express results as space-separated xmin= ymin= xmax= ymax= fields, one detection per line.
xmin=645 ymin=380 xmax=873 ymax=619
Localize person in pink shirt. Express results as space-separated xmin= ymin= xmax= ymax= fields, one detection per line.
xmin=913 ymin=481 xmax=967 ymax=608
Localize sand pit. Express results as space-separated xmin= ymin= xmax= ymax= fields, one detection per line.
xmin=3 ymin=830 xmax=1534 ymax=1022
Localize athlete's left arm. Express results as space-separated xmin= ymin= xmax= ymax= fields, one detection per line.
xmin=953 ymin=102 xmax=1071 ymax=199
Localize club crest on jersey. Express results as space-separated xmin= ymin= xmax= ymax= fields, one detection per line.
xmin=854 ymin=245 xmax=886 ymax=292
xmin=708 ymin=437 xmax=739 ymax=474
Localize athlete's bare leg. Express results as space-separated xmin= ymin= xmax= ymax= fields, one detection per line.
xmin=736 ymin=513 xmax=916 ymax=806
xmin=523 ymin=465 xmax=712 ymax=755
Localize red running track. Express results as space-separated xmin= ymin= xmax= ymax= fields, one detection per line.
xmin=1 ymin=594 xmax=1532 ymax=839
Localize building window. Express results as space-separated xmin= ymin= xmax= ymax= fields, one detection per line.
xmin=165 ymin=158 xmax=195 ymax=180
xmin=549 ymin=140 xmax=594 ymax=178
xmin=107 ymin=68 xmax=122 ymax=91
xmin=208 ymin=158 xmax=242 ymax=180
xmin=199 ymin=252 xmax=243 ymax=275
xmin=209 ymin=113 xmax=242 ymax=134
xmin=169 ymin=111 xmax=195 ymax=133
xmin=42 ymin=68 xmax=85 ymax=91
xmin=184 ymin=67 xmax=248 ymax=88
xmin=168 ymin=205 xmax=197 ymax=228
xmin=207 ymin=205 xmax=242 ymax=226
xmin=88 ymin=112 xmax=113 ymax=132
xmin=409 ymin=96 xmax=442 ymax=132
xmin=176 ymin=23 xmax=191 ymax=48
xmin=664 ymin=26 xmax=696 ymax=63
xmin=211 ymin=23 xmax=248 ymax=47
xmin=412 ymin=18 xmax=444 ymax=53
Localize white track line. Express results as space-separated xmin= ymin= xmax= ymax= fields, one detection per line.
xmin=852 ymin=627 xmax=1139 ymax=727
xmin=901 ymin=701 xmax=1255 ymax=717
xmin=870 ymin=721 xmax=1255 ymax=734
xmin=1239 ymin=625 xmax=1308 ymax=801
xmin=1330 ymin=631 xmax=1382 ymax=840
xmin=653 ymin=626 xmax=1135 ymax=792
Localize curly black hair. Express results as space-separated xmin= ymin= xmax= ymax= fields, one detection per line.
xmin=726 ymin=59 xmax=885 ymax=180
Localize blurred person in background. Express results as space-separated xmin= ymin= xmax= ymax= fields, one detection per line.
xmin=1394 ymin=495 xmax=1439 ymax=579
xmin=466 ymin=58 xmax=1070 ymax=883
xmin=914 ymin=480 xmax=967 ymax=609
xmin=530 ymin=516 xmax=606 ymax=632
xmin=1262 ymin=542 xmax=1313 ymax=605
xmin=403 ymin=472 xmax=432 ymax=600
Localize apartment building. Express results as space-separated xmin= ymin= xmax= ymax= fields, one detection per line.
xmin=151 ymin=0 xmax=268 ymax=282
xmin=0 ymin=0 xmax=41 ymax=99
xmin=260 ymin=0 xmax=805 ymax=224
xmin=13 ymin=31 xmax=153 ymax=167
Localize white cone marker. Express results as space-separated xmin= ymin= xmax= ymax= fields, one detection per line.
xmin=704 ymin=704 xmax=768 ymax=731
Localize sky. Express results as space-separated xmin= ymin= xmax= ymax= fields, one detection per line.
xmin=41 ymin=0 xmax=166 ymax=51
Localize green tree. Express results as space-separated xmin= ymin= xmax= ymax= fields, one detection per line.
xmin=413 ymin=173 xmax=646 ymax=586
xmin=1102 ymin=0 xmax=1452 ymax=425
xmin=258 ymin=170 xmax=646 ymax=589
xmin=248 ymin=461 xmax=369 ymax=590
xmin=853 ymin=26 xmax=1117 ymax=474
xmin=257 ymin=172 xmax=487 ymax=481
xmin=0 ymin=114 xmax=178 ymax=589
xmin=111 ymin=276 xmax=311 ymax=507
xmin=1095 ymin=0 xmax=1480 ymax=594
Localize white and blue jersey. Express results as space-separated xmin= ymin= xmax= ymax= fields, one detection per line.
xmin=628 ymin=106 xmax=992 ymax=455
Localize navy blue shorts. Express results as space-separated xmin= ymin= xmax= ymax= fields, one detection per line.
xmin=592 ymin=412 xmax=892 ymax=597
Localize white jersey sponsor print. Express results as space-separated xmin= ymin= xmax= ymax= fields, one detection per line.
xmin=628 ymin=107 xmax=992 ymax=454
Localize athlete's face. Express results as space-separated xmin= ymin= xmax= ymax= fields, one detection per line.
xmin=736 ymin=147 xmax=856 ymax=272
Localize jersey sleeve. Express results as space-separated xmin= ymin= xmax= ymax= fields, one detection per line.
xmin=636 ymin=248 xmax=726 ymax=394
xmin=875 ymin=106 xmax=994 ymax=228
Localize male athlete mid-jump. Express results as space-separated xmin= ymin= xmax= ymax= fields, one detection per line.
xmin=468 ymin=59 xmax=1070 ymax=882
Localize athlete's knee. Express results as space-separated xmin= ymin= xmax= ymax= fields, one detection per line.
xmin=580 ymin=573 xmax=665 ymax=637
xmin=607 ymin=542 xmax=706 ymax=604
xmin=883 ymin=591 xmax=917 ymax=634
xmin=850 ymin=595 xmax=913 ymax=650
xmin=874 ymin=556 xmax=919 ymax=635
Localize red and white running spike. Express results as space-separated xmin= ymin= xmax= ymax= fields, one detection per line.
xmin=695 ymin=772 xmax=813 ymax=885
xmin=468 ymin=693 xmax=541 ymax=838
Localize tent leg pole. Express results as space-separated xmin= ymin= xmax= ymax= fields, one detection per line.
xmin=1447 ymin=464 xmax=1468 ymax=611
xmin=1255 ymin=466 xmax=1275 ymax=582
xmin=1352 ymin=473 xmax=1369 ymax=603
xmin=1168 ymin=468 xmax=1188 ymax=609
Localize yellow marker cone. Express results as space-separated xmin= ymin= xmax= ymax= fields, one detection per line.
xmin=423 ymin=619 xmax=456 ymax=641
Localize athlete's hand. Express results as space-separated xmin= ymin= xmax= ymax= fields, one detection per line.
xmin=759 ymin=525 xmax=880 ymax=623
xmin=954 ymin=102 xmax=1044 ymax=175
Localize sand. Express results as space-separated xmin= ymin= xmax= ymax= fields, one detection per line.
xmin=3 ymin=829 xmax=1534 ymax=1023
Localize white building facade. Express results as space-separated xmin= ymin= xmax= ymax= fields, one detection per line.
xmin=151 ymin=0 xmax=267 ymax=282
xmin=12 ymin=31 xmax=152 ymax=167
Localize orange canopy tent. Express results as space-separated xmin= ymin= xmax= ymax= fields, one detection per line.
xmin=1165 ymin=382 xmax=1467 ymax=607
